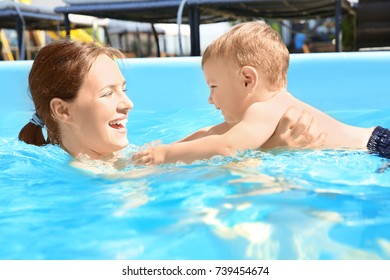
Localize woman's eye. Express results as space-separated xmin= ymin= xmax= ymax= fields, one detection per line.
xmin=101 ymin=91 xmax=113 ymax=97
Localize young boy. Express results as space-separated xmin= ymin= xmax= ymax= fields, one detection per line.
xmin=133 ymin=21 xmax=390 ymax=165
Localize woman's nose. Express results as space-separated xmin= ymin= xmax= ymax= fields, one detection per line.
xmin=119 ymin=92 xmax=134 ymax=113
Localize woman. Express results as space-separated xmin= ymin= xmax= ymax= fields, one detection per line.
xmin=19 ymin=40 xmax=324 ymax=161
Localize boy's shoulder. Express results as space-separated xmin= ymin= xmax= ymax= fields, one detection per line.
xmin=242 ymin=92 xmax=295 ymax=124
xmin=246 ymin=91 xmax=294 ymax=113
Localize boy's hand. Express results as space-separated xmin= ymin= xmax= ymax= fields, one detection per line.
xmin=262 ymin=106 xmax=327 ymax=149
xmin=131 ymin=145 xmax=168 ymax=165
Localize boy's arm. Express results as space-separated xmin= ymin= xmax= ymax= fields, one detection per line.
xmin=178 ymin=107 xmax=327 ymax=148
xmin=176 ymin=121 xmax=231 ymax=143
xmin=133 ymin=105 xmax=278 ymax=165
xmin=176 ymin=128 xmax=211 ymax=142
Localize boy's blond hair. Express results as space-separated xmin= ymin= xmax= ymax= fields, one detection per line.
xmin=202 ymin=21 xmax=290 ymax=90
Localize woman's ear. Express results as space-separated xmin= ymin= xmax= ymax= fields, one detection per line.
xmin=240 ymin=66 xmax=258 ymax=93
xmin=50 ymin=97 xmax=71 ymax=122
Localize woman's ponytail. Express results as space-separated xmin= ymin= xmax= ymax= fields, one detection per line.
xmin=18 ymin=113 xmax=47 ymax=146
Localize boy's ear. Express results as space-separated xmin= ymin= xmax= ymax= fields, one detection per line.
xmin=240 ymin=66 xmax=258 ymax=92
xmin=50 ymin=97 xmax=71 ymax=122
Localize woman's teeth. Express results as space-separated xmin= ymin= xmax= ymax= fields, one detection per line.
xmin=109 ymin=119 xmax=127 ymax=128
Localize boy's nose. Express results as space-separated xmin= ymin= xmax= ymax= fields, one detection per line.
xmin=208 ymin=95 xmax=214 ymax=104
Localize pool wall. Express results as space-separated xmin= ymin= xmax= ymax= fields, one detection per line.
xmin=1 ymin=52 xmax=389 ymax=138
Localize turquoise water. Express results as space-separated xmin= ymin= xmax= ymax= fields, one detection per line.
xmin=1 ymin=108 xmax=390 ymax=259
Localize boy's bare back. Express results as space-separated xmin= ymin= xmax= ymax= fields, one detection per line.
xmin=248 ymin=91 xmax=374 ymax=150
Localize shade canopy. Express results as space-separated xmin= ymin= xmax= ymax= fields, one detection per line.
xmin=57 ymin=0 xmax=354 ymax=24
xmin=0 ymin=1 xmax=104 ymax=60
xmin=55 ymin=0 xmax=355 ymax=55
xmin=0 ymin=1 xmax=63 ymax=30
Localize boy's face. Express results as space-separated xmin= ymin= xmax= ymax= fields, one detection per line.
xmin=203 ymin=58 xmax=247 ymax=123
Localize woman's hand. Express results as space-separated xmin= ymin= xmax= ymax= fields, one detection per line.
xmin=262 ymin=106 xmax=327 ymax=149
xmin=131 ymin=145 xmax=168 ymax=165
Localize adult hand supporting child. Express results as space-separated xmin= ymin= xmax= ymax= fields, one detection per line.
xmin=262 ymin=106 xmax=327 ymax=149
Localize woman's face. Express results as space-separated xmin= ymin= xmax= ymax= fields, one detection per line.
xmin=66 ymin=54 xmax=133 ymax=158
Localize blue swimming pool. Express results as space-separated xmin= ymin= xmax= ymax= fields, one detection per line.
xmin=0 ymin=53 xmax=390 ymax=259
